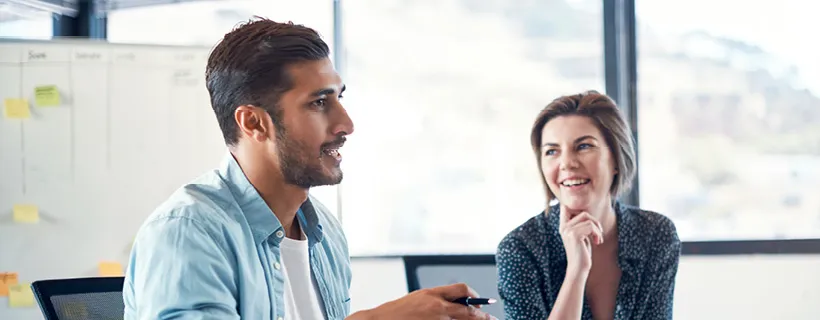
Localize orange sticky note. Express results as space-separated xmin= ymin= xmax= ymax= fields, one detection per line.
xmin=12 ymin=204 xmax=39 ymax=223
xmin=98 ymin=262 xmax=123 ymax=277
xmin=8 ymin=283 xmax=34 ymax=307
xmin=3 ymin=98 xmax=31 ymax=119
xmin=0 ymin=272 xmax=20 ymax=296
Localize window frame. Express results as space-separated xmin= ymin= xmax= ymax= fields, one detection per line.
xmin=607 ymin=0 xmax=820 ymax=255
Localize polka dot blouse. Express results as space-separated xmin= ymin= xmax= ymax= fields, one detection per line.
xmin=496 ymin=202 xmax=681 ymax=320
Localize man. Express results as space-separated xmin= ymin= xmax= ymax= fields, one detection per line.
xmin=123 ymin=18 xmax=494 ymax=320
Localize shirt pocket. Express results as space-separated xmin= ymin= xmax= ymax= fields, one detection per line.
xmin=341 ymin=296 xmax=351 ymax=315
xmin=324 ymin=288 xmax=350 ymax=319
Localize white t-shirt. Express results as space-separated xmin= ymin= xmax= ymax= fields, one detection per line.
xmin=281 ymin=232 xmax=326 ymax=320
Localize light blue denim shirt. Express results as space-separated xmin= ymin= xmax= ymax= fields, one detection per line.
xmin=123 ymin=153 xmax=352 ymax=320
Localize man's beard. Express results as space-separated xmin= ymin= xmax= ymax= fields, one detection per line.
xmin=276 ymin=125 xmax=343 ymax=189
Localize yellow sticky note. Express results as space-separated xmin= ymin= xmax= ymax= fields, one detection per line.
xmin=98 ymin=262 xmax=123 ymax=277
xmin=3 ymin=99 xmax=30 ymax=119
xmin=8 ymin=283 xmax=34 ymax=308
xmin=12 ymin=204 xmax=39 ymax=223
xmin=34 ymin=85 xmax=61 ymax=106
xmin=0 ymin=272 xmax=19 ymax=296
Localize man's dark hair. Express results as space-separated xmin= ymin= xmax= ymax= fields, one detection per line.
xmin=205 ymin=17 xmax=330 ymax=145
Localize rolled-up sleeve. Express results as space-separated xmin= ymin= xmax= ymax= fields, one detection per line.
xmin=124 ymin=213 xmax=239 ymax=320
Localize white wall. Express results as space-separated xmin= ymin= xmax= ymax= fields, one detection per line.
xmin=350 ymin=255 xmax=820 ymax=320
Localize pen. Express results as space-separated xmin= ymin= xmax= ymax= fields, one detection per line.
xmin=451 ymin=297 xmax=497 ymax=306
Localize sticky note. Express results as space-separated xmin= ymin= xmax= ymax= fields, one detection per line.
xmin=98 ymin=261 xmax=123 ymax=277
xmin=34 ymin=85 xmax=61 ymax=106
xmin=3 ymin=98 xmax=30 ymax=119
xmin=8 ymin=283 xmax=34 ymax=308
xmin=12 ymin=204 xmax=39 ymax=223
xmin=0 ymin=272 xmax=19 ymax=296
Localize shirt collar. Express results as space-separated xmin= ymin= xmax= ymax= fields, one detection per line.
xmin=218 ymin=152 xmax=324 ymax=246
xmin=613 ymin=201 xmax=645 ymax=262
xmin=298 ymin=197 xmax=325 ymax=246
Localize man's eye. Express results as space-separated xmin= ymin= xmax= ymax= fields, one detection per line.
xmin=312 ymin=99 xmax=326 ymax=107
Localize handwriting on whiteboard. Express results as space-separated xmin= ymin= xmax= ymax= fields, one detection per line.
xmin=172 ymin=69 xmax=199 ymax=87
xmin=27 ymin=50 xmax=47 ymax=61
xmin=114 ymin=52 xmax=136 ymax=62
xmin=74 ymin=52 xmax=103 ymax=61
xmin=175 ymin=53 xmax=196 ymax=62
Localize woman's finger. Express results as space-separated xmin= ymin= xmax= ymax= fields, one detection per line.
xmin=570 ymin=220 xmax=604 ymax=245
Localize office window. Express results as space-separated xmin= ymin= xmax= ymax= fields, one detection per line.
xmin=637 ymin=0 xmax=820 ymax=240
xmin=341 ymin=0 xmax=604 ymax=255
xmin=0 ymin=15 xmax=52 ymax=39
xmin=106 ymin=0 xmax=334 ymax=50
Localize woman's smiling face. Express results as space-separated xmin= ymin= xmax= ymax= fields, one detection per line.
xmin=539 ymin=115 xmax=617 ymax=211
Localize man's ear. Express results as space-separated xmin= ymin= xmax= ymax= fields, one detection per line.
xmin=234 ymin=105 xmax=271 ymax=142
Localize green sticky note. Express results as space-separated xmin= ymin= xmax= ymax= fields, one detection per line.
xmin=34 ymin=85 xmax=61 ymax=106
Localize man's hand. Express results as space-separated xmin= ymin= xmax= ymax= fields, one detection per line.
xmin=347 ymin=283 xmax=497 ymax=320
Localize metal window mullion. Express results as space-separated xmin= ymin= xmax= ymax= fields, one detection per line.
xmin=603 ymin=0 xmax=638 ymax=206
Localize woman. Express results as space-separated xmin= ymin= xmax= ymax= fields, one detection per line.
xmin=496 ymin=91 xmax=680 ymax=320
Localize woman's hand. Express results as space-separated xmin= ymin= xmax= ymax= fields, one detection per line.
xmin=558 ymin=205 xmax=604 ymax=277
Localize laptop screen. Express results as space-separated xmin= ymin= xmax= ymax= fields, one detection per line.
xmin=415 ymin=264 xmax=505 ymax=319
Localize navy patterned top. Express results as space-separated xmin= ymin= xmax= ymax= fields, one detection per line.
xmin=496 ymin=202 xmax=681 ymax=320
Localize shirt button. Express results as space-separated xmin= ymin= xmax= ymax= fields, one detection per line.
xmin=274 ymin=262 xmax=281 ymax=270
xmin=275 ymin=230 xmax=284 ymax=238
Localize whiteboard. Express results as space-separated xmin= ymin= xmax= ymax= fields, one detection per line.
xmin=0 ymin=39 xmax=227 ymax=319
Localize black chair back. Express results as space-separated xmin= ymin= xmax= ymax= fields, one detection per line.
xmin=31 ymin=277 xmax=125 ymax=320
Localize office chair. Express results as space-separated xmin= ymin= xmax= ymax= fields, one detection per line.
xmin=31 ymin=277 xmax=125 ymax=320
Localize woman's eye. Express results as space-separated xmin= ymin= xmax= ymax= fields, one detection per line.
xmin=544 ymin=149 xmax=557 ymax=156
xmin=578 ymin=143 xmax=592 ymax=150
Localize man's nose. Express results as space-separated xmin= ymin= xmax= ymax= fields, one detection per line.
xmin=330 ymin=105 xmax=354 ymax=136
